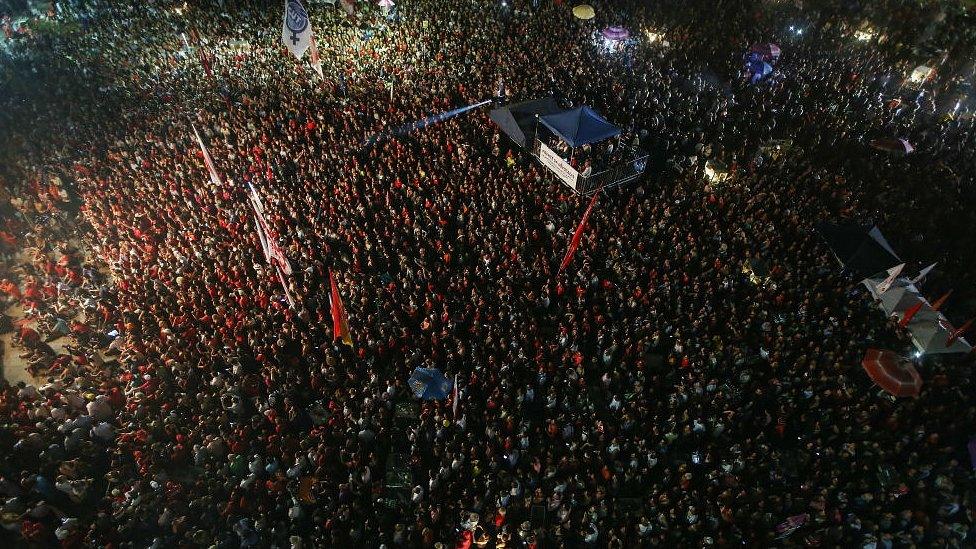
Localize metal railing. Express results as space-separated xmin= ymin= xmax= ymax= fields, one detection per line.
xmin=577 ymin=153 xmax=650 ymax=194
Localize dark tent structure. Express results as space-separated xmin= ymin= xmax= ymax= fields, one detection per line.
xmin=815 ymin=221 xmax=902 ymax=279
xmin=488 ymin=97 xmax=563 ymax=148
xmin=538 ymin=106 xmax=621 ymax=147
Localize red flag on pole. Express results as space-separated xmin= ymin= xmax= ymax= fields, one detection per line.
xmin=198 ymin=44 xmax=214 ymax=81
xmin=899 ymin=301 xmax=924 ymax=328
xmin=558 ymin=191 xmax=599 ymax=273
xmin=946 ymin=318 xmax=973 ymax=347
xmin=329 ymin=269 xmax=353 ymax=347
xmin=930 ymin=289 xmax=953 ymax=311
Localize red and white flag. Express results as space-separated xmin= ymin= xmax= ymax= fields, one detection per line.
xmin=191 ymin=123 xmax=223 ymax=188
xmin=558 ymin=191 xmax=599 ymax=273
xmin=248 ymin=184 xmax=293 ymax=275
xmin=329 ymin=269 xmax=353 ymax=347
xmin=875 ymin=263 xmax=905 ymax=295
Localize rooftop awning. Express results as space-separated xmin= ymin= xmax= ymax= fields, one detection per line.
xmin=539 ymin=106 xmax=621 ymax=148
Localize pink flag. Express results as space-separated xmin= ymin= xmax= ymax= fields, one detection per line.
xmin=309 ymin=34 xmax=324 ymax=79
xmin=558 ymin=191 xmax=599 ymax=273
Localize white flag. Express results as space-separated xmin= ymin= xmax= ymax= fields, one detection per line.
xmin=875 ymin=263 xmax=905 ymax=295
xmin=282 ymin=0 xmax=313 ymax=60
xmin=253 ymin=212 xmax=271 ymax=262
xmin=452 ymin=373 xmax=459 ymax=417
xmin=309 ymin=34 xmax=324 ymax=79
xmin=191 ymin=123 xmax=223 ymax=188
xmin=910 ymin=263 xmax=936 ymax=285
xmin=247 ymin=183 xmax=266 ymax=214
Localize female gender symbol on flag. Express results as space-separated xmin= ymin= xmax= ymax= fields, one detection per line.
xmin=282 ymin=0 xmax=312 ymax=58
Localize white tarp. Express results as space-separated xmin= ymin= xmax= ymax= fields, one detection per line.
xmin=863 ymin=276 xmax=971 ymax=355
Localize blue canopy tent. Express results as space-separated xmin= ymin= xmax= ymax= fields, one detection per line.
xmin=408 ymin=367 xmax=454 ymax=400
xmin=538 ymin=106 xmax=621 ymax=148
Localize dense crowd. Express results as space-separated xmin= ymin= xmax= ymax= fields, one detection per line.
xmin=2 ymin=0 xmax=976 ymax=547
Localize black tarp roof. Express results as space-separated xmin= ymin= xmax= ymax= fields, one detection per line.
xmin=816 ymin=221 xmax=902 ymax=279
xmin=488 ymin=97 xmax=563 ymax=148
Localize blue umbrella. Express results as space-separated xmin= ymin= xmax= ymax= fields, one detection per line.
xmin=408 ymin=368 xmax=454 ymax=400
xmin=749 ymin=61 xmax=773 ymax=84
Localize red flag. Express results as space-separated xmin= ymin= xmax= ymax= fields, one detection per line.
xmin=198 ymin=45 xmax=214 ymax=81
xmin=899 ymin=301 xmax=923 ymax=328
xmin=946 ymin=318 xmax=973 ymax=347
xmin=329 ymin=269 xmax=353 ymax=347
xmin=558 ymin=192 xmax=599 ymax=273
xmin=930 ymin=289 xmax=953 ymax=311
xmin=189 ymin=28 xmax=214 ymax=81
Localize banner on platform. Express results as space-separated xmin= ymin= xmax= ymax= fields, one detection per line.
xmin=539 ymin=141 xmax=579 ymax=191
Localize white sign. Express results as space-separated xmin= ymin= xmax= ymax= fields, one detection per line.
xmin=538 ymin=141 xmax=579 ymax=191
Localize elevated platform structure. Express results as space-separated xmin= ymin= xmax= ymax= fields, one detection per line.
xmin=491 ymin=100 xmax=649 ymax=195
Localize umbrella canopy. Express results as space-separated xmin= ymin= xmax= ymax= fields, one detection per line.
xmin=748 ymin=60 xmax=774 ymax=83
xmin=572 ymin=4 xmax=595 ymax=20
xmin=601 ymin=26 xmax=630 ymax=40
xmin=870 ymin=138 xmax=914 ymax=155
xmin=862 ymin=348 xmax=922 ymax=397
xmin=750 ymin=42 xmax=782 ymax=62
xmin=408 ymin=367 xmax=454 ymax=400
xmin=378 ymin=0 xmax=394 ymax=6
